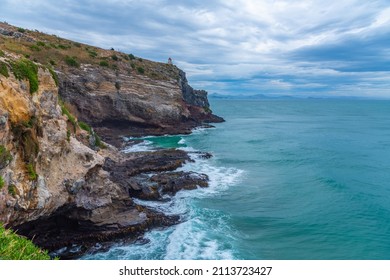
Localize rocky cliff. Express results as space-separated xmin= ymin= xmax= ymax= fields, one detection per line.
xmin=0 ymin=23 xmax=222 ymax=258
xmin=58 ymin=60 xmax=223 ymax=147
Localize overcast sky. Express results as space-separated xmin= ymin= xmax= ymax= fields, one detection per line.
xmin=2 ymin=0 xmax=390 ymax=98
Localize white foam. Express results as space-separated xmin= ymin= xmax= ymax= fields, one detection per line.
xmin=191 ymin=127 xmax=208 ymax=134
xmin=178 ymin=138 xmax=186 ymax=145
xmin=178 ymin=153 xmax=245 ymax=195
xmin=163 ymin=218 xmax=235 ymax=260
xmin=133 ymin=196 xmax=189 ymax=216
xmin=122 ymin=140 xmax=155 ymax=153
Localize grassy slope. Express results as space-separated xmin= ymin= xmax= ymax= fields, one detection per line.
xmin=0 ymin=224 xmax=51 ymax=260
xmin=0 ymin=22 xmax=179 ymax=81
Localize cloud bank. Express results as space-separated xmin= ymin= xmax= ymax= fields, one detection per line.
xmin=2 ymin=0 xmax=390 ymax=98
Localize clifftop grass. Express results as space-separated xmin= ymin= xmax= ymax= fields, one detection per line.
xmin=10 ymin=59 xmax=39 ymax=94
xmin=0 ymin=224 xmax=51 ymax=260
xmin=0 ymin=22 xmax=180 ymax=81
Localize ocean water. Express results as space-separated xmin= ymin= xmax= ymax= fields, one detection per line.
xmin=82 ymin=99 xmax=390 ymax=260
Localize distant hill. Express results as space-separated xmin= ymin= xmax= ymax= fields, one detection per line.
xmin=209 ymin=93 xmax=296 ymax=100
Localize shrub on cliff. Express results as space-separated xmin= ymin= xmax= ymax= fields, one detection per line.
xmin=99 ymin=60 xmax=109 ymax=67
xmin=88 ymin=50 xmax=98 ymax=58
xmin=137 ymin=66 xmax=145 ymax=74
xmin=30 ymin=45 xmax=41 ymax=52
xmin=8 ymin=185 xmax=16 ymax=197
xmin=27 ymin=163 xmax=37 ymax=181
xmin=10 ymin=59 xmax=38 ymax=94
xmin=64 ymin=56 xmax=79 ymax=67
xmin=0 ymin=176 xmax=4 ymax=189
xmin=58 ymin=44 xmax=70 ymax=50
xmin=0 ymin=224 xmax=52 ymax=260
xmin=0 ymin=62 xmax=9 ymax=77
xmin=0 ymin=145 xmax=13 ymax=169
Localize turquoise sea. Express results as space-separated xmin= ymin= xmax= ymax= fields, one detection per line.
xmin=83 ymin=99 xmax=390 ymax=260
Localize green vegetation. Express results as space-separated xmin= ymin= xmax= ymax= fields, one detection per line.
xmin=111 ymin=54 xmax=118 ymax=61
xmin=203 ymin=106 xmax=212 ymax=113
xmin=0 ymin=145 xmax=13 ymax=169
xmin=48 ymin=68 xmax=58 ymax=86
xmin=64 ymin=56 xmax=79 ymax=67
xmin=26 ymin=163 xmax=37 ymax=181
xmin=99 ymin=60 xmax=109 ymax=67
xmin=0 ymin=62 xmax=9 ymax=77
xmin=10 ymin=59 xmax=38 ymax=94
xmin=0 ymin=50 xmax=4 ymax=57
xmin=66 ymin=129 xmax=71 ymax=142
xmin=58 ymin=44 xmax=70 ymax=50
xmin=22 ymin=116 xmax=37 ymax=128
xmin=74 ymin=42 xmax=81 ymax=48
xmin=30 ymin=45 xmax=41 ymax=52
xmin=49 ymin=59 xmax=56 ymax=66
xmin=78 ymin=121 xmax=105 ymax=149
xmin=87 ymin=49 xmax=98 ymax=58
xmin=0 ymin=224 xmax=52 ymax=260
xmin=95 ymin=134 xmax=105 ymax=149
xmin=128 ymin=53 xmax=135 ymax=60
xmin=17 ymin=27 xmax=26 ymax=33
xmin=60 ymin=101 xmax=77 ymax=131
xmin=137 ymin=66 xmax=145 ymax=74
xmin=49 ymin=43 xmax=58 ymax=49
xmin=0 ymin=176 xmax=4 ymax=189
xmin=8 ymin=184 xmax=16 ymax=197
xmin=36 ymin=41 xmax=46 ymax=47
xmin=78 ymin=121 xmax=92 ymax=134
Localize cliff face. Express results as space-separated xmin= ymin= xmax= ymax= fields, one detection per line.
xmin=0 ymin=58 xmax=121 ymax=227
xmin=58 ymin=61 xmax=223 ymax=146
xmin=0 ymin=23 xmax=221 ymax=258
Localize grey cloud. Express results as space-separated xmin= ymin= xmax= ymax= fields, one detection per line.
xmin=1 ymin=0 xmax=390 ymax=98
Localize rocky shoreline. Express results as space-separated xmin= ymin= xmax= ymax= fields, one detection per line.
xmin=14 ymin=147 xmax=213 ymax=259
